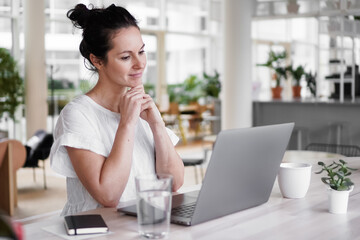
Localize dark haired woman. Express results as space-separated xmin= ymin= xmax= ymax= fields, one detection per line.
xmin=50 ymin=4 xmax=184 ymax=216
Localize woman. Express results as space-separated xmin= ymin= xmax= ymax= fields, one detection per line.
xmin=50 ymin=3 xmax=184 ymax=216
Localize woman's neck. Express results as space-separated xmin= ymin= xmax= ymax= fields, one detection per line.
xmin=86 ymin=83 xmax=127 ymax=113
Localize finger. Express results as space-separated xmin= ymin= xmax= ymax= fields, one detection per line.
xmin=140 ymin=99 xmax=153 ymax=111
xmin=142 ymin=94 xmax=152 ymax=99
xmin=123 ymin=91 xmax=145 ymax=102
xmin=128 ymin=85 xmax=145 ymax=94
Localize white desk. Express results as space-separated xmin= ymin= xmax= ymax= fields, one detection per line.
xmin=21 ymin=154 xmax=360 ymax=240
xmin=283 ymin=150 xmax=345 ymax=163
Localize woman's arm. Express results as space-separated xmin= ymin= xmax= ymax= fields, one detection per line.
xmin=66 ymin=88 xmax=146 ymax=207
xmin=140 ymin=94 xmax=185 ymax=191
xmin=150 ymin=122 xmax=185 ymax=191
xmin=66 ymin=122 xmax=135 ymax=207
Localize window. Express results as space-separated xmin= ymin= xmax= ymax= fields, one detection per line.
xmin=166 ymin=34 xmax=210 ymax=84
xmin=2 ymin=0 xmax=222 ymax=119
xmin=252 ymin=18 xmax=318 ymax=99
xmin=0 ymin=18 xmax=11 ymax=48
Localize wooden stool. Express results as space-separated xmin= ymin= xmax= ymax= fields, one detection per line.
xmin=0 ymin=140 xmax=26 ymax=216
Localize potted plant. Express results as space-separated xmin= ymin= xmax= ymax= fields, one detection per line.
xmin=181 ymin=74 xmax=203 ymax=105
xmin=315 ymin=159 xmax=357 ymax=214
xmin=287 ymin=0 xmax=300 ymax=14
xmin=167 ymin=83 xmax=183 ymax=114
xmin=257 ymin=50 xmax=288 ymax=99
xmin=0 ymin=48 xmax=24 ymax=135
xmin=202 ymin=70 xmax=221 ymax=100
xmin=287 ymin=64 xmax=305 ymax=98
xmin=305 ymin=71 xmax=317 ymax=98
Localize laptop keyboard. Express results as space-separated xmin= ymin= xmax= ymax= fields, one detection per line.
xmin=171 ymin=202 xmax=196 ymax=218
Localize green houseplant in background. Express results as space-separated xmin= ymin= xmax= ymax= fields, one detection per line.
xmin=202 ymin=70 xmax=222 ymax=134
xmin=167 ymin=71 xmax=221 ymax=106
xmin=166 ymin=83 xmax=183 ymax=116
xmin=257 ymin=50 xmax=288 ymax=99
xmin=315 ymin=159 xmax=357 ymax=214
xmin=0 ymin=48 xmax=24 ymax=133
xmin=287 ymin=64 xmax=305 ymax=98
xmin=181 ymin=74 xmax=203 ymax=105
xmin=305 ymin=71 xmax=317 ymax=98
xmin=143 ymin=82 xmax=155 ymax=99
xmin=167 ymin=83 xmax=183 ymax=104
xmin=202 ymin=70 xmax=221 ymax=99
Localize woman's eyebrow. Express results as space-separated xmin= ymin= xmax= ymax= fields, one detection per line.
xmin=118 ymin=44 xmax=145 ymax=54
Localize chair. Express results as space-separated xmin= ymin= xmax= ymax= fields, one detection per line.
xmin=23 ymin=130 xmax=54 ymax=189
xmin=292 ymin=126 xmax=309 ymax=150
xmin=0 ymin=139 xmax=26 ymax=215
xmin=181 ymin=147 xmax=211 ymax=184
xmin=326 ymin=122 xmax=351 ymax=145
xmin=305 ymin=143 xmax=360 ymax=157
xmin=162 ymin=102 xmax=187 ymax=144
xmin=182 ymin=157 xmax=205 ymax=184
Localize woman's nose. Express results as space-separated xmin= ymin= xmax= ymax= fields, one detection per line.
xmin=133 ymin=55 xmax=146 ymax=69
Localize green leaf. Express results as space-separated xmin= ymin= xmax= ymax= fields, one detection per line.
xmin=337 ymin=185 xmax=348 ymax=191
xmin=321 ymin=177 xmax=330 ymax=185
xmin=317 ymin=159 xmax=356 ymax=190
xmin=0 ymin=48 xmax=24 ymax=121
xmin=314 ymin=169 xmax=324 ymax=174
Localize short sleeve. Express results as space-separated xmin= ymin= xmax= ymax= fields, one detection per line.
xmin=50 ymin=103 xmax=107 ymax=178
xmin=166 ymin=127 xmax=179 ymax=146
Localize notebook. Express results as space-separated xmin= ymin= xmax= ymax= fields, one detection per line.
xmin=64 ymin=214 xmax=109 ymax=235
xmin=118 ymin=123 xmax=294 ymax=226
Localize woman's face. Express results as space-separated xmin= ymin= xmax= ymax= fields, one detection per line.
xmin=99 ymin=26 xmax=146 ymax=88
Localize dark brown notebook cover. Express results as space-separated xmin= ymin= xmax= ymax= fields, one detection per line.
xmin=64 ymin=214 xmax=109 ymax=235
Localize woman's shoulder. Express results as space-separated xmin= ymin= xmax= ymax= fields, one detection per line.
xmin=64 ymin=95 xmax=119 ymax=116
xmin=61 ymin=95 xmax=101 ymax=115
xmin=58 ymin=95 xmax=97 ymax=122
xmin=63 ymin=95 xmax=90 ymax=109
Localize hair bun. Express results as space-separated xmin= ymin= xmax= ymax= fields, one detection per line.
xmin=67 ymin=4 xmax=91 ymax=29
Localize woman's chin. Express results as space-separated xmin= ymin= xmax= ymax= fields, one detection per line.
xmin=130 ymin=81 xmax=143 ymax=87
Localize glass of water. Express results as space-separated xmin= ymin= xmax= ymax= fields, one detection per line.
xmin=135 ymin=173 xmax=173 ymax=239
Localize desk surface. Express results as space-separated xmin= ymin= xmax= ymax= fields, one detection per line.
xmin=22 ymin=153 xmax=360 ymax=240
xmin=283 ymin=150 xmax=345 ymax=163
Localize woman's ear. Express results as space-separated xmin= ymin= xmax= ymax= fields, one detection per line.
xmin=90 ymin=54 xmax=103 ymax=69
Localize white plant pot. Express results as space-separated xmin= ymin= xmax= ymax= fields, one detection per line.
xmin=278 ymin=163 xmax=312 ymax=198
xmin=327 ymin=186 xmax=354 ymax=214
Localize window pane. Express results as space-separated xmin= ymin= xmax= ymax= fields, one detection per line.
xmin=166 ymin=0 xmax=209 ymax=33
xmin=0 ymin=18 xmax=11 ymax=48
xmin=253 ymin=19 xmax=289 ymax=42
xmin=0 ymin=0 xmax=10 ymax=15
xmin=142 ymin=34 xmax=157 ymax=98
xmin=45 ymin=20 xmax=74 ymax=34
xmin=109 ymin=0 xmax=162 ymax=29
xmin=166 ymin=34 xmax=209 ymax=84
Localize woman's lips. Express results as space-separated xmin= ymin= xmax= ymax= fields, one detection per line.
xmin=129 ymin=72 xmax=143 ymax=78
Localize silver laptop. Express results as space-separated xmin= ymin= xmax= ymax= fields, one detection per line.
xmin=118 ymin=123 xmax=294 ymax=226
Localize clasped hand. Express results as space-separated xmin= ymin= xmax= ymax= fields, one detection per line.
xmin=119 ymin=85 xmax=162 ymax=126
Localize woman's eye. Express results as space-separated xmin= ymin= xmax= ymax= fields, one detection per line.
xmin=121 ymin=56 xmax=130 ymax=60
xmin=139 ymin=50 xmax=145 ymax=55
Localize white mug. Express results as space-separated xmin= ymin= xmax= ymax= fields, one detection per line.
xmin=278 ymin=162 xmax=312 ymax=199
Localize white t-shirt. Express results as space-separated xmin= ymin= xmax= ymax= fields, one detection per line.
xmin=50 ymin=95 xmax=179 ymax=216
